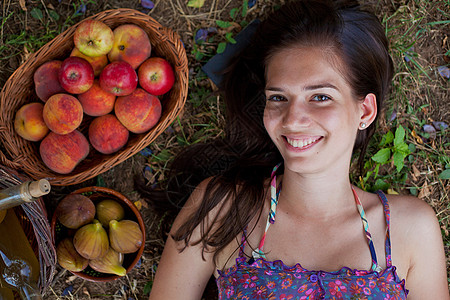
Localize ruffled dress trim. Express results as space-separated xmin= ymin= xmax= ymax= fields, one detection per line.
xmin=217 ymin=255 xmax=408 ymax=296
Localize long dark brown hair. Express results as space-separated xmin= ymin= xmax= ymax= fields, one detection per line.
xmin=138 ymin=0 xmax=393 ymax=264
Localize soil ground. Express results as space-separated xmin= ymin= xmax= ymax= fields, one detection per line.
xmin=0 ymin=0 xmax=448 ymax=299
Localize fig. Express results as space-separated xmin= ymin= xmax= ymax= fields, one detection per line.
xmin=56 ymin=238 xmax=88 ymax=272
xmin=96 ymin=199 xmax=125 ymax=227
xmin=55 ymin=194 xmax=95 ymax=229
xmin=73 ymin=221 xmax=109 ymax=259
xmin=109 ymin=220 xmax=143 ymax=254
xmin=88 ymin=248 xmax=127 ymax=276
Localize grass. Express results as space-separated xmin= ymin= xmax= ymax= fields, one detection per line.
xmin=0 ymin=0 xmax=448 ymax=297
xmin=366 ymin=0 xmax=450 ymax=281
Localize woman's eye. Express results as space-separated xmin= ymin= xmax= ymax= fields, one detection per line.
xmin=312 ymin=95 xmax=331 ymax=102
xmin=266 ymin=95 xmax=286 ymax=102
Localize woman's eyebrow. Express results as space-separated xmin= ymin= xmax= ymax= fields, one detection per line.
xmin=265 ymin=83 xmax=340 ymax=92
xmin=303 ymin=83 xmax=339 ymax=91
xmin=265 ymin=87 xmax=284 ymax=92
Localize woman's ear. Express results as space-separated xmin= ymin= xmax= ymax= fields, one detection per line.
xmin=359 ymin=93 xmax=377 ymax=129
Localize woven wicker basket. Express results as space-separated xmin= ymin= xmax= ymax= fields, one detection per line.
xmin=0 ymin=165 xmax=56 ymax=295
xmin=0 ymin=9 xmax=188 ymax=186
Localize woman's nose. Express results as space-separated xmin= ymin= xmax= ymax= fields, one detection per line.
xmin=282 ymin=101 xmax=312 ymax=129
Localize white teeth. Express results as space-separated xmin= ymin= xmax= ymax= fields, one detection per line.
xmin=286 ymin=137 xmax=318 ymax=148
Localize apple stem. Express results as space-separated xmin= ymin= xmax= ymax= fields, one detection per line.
xmin=150 ymin=73 xmax=158 ymax=81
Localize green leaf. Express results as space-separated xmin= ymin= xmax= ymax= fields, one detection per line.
xmin=438 ymin=169 xmax=450 ymax=180
xmin=380 ymin=131 xmax=394 ymax=146
xmin=394 ymin=142 xmax=410 ymax=155
xmin=394 ymin=125 xmax=406 ymax=147
xmin=374 ymin=163 xmax=380 ymax=179
xmin=408 ymin=143 xmax=416 ymax=153
xmin=30 ymin=8 xmax=43 ymax=20
xmin=217 ymin=42 xmax=227 ymax=54
xmin=152 ymin=149 xmax=171 ymax=162
xmin=225 ymin=32 xmax=236 ymax=44
xmin=242 ymin=0 xmax=248 ymax=17
xmin=371 ymin=148 xmax=391 ymax=164
xmin=409 ymin=187 xmax=418 ymax=196
xmin=49 ymin=10 xmax=60 ymax=21
xmin=143 ymin=281 xmax=153 ymax=295
xmin=194 ymin=51 xmax=204 ymax=61
xmin=216 ymin=20 xmax=232 ymax=28
xmin=230 ymin=8 xmax=239 ymax=20
xmin=373 ymin=179 xmax=390 ymax=191
xmin=176 ymin=135 xmax=190 ymax=146
xmin=187 ymin=0 xmax=205 ymax=8
xmin=393 ymin=151 xmax=405 ymax=172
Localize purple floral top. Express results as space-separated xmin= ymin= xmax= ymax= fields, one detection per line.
xmin=216 ymin=171 xmax=408 ymax=299
xmin=217 ymin=258 xmax=407 ymax=300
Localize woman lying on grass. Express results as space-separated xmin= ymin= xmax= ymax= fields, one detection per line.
xmin=145 ymin=0 xmax=449 ymax=298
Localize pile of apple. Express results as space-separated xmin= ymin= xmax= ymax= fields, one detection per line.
xmin=14 ymin=19 xmax=175 ymax=174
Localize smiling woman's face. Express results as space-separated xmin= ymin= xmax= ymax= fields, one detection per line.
xmin=263 ymin=47 xmax=364 ymax=175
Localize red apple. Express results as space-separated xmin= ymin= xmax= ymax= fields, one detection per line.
xmin=73 ymin=20 xmax=114 ymax=57
xmin=59 ymin=57 xmax=94 ymax=94
xmin=34 ymin=60 xmax=66 ymax=102
xmin=99 ymin=61 xmax=138 ymax=96
xmin=70 ymin=48 xmax=108 ymax=76
xmin=138 ymin=57 xmax=175 ymax=96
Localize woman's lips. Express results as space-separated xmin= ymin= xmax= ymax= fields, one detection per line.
xmin=283 ymin=136 xmax=323 ymax=151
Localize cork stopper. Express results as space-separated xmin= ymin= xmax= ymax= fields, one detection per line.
xmin=28 ymin=179 xmax=51 ymax=198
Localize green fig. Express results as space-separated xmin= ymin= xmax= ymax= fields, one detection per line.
xmin=55 ymin=194 xmax=95 ymax=229
xmin=88 ymin=248 xmax=127 ymax=276
xmin=73 ymin=221 xmax=109 ymax=259
xmin=56 ymin=238 xmax=88 ymax=272
xmin=96 ymin=199 xmax=125 ymax=227
xmin=109 ymin=219 xmax=143 ymax=254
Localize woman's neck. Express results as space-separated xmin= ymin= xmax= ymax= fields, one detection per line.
xmin=276 ymin=166 xmax=357 ymax=219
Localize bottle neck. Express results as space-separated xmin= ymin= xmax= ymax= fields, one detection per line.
xmin=0 ymin=180 xmax=50 ymax=211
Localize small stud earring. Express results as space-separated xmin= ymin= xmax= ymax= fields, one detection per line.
xmin=360 ymin=122 xmax=367 ymax=129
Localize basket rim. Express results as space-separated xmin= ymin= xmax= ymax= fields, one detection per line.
xmin=0 ymin=8 xmax=189 ymax=186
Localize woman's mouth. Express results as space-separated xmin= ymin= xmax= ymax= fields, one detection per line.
xmin=284 ymin=136 xmax=322 ymax=150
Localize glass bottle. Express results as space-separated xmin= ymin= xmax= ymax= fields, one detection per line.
xmin=0 ymin=179 xmax=51 ymax=300
xmin=0 ymin=180 xmax=51 ymax=211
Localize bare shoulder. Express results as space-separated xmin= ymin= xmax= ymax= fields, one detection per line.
xmin=149 ymin=177 xmax=222 ymax=300
xmin=385 ymin=194 xmax=449 ymax=297
xmin=386 ymin=193 xmax=439 ymax=234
